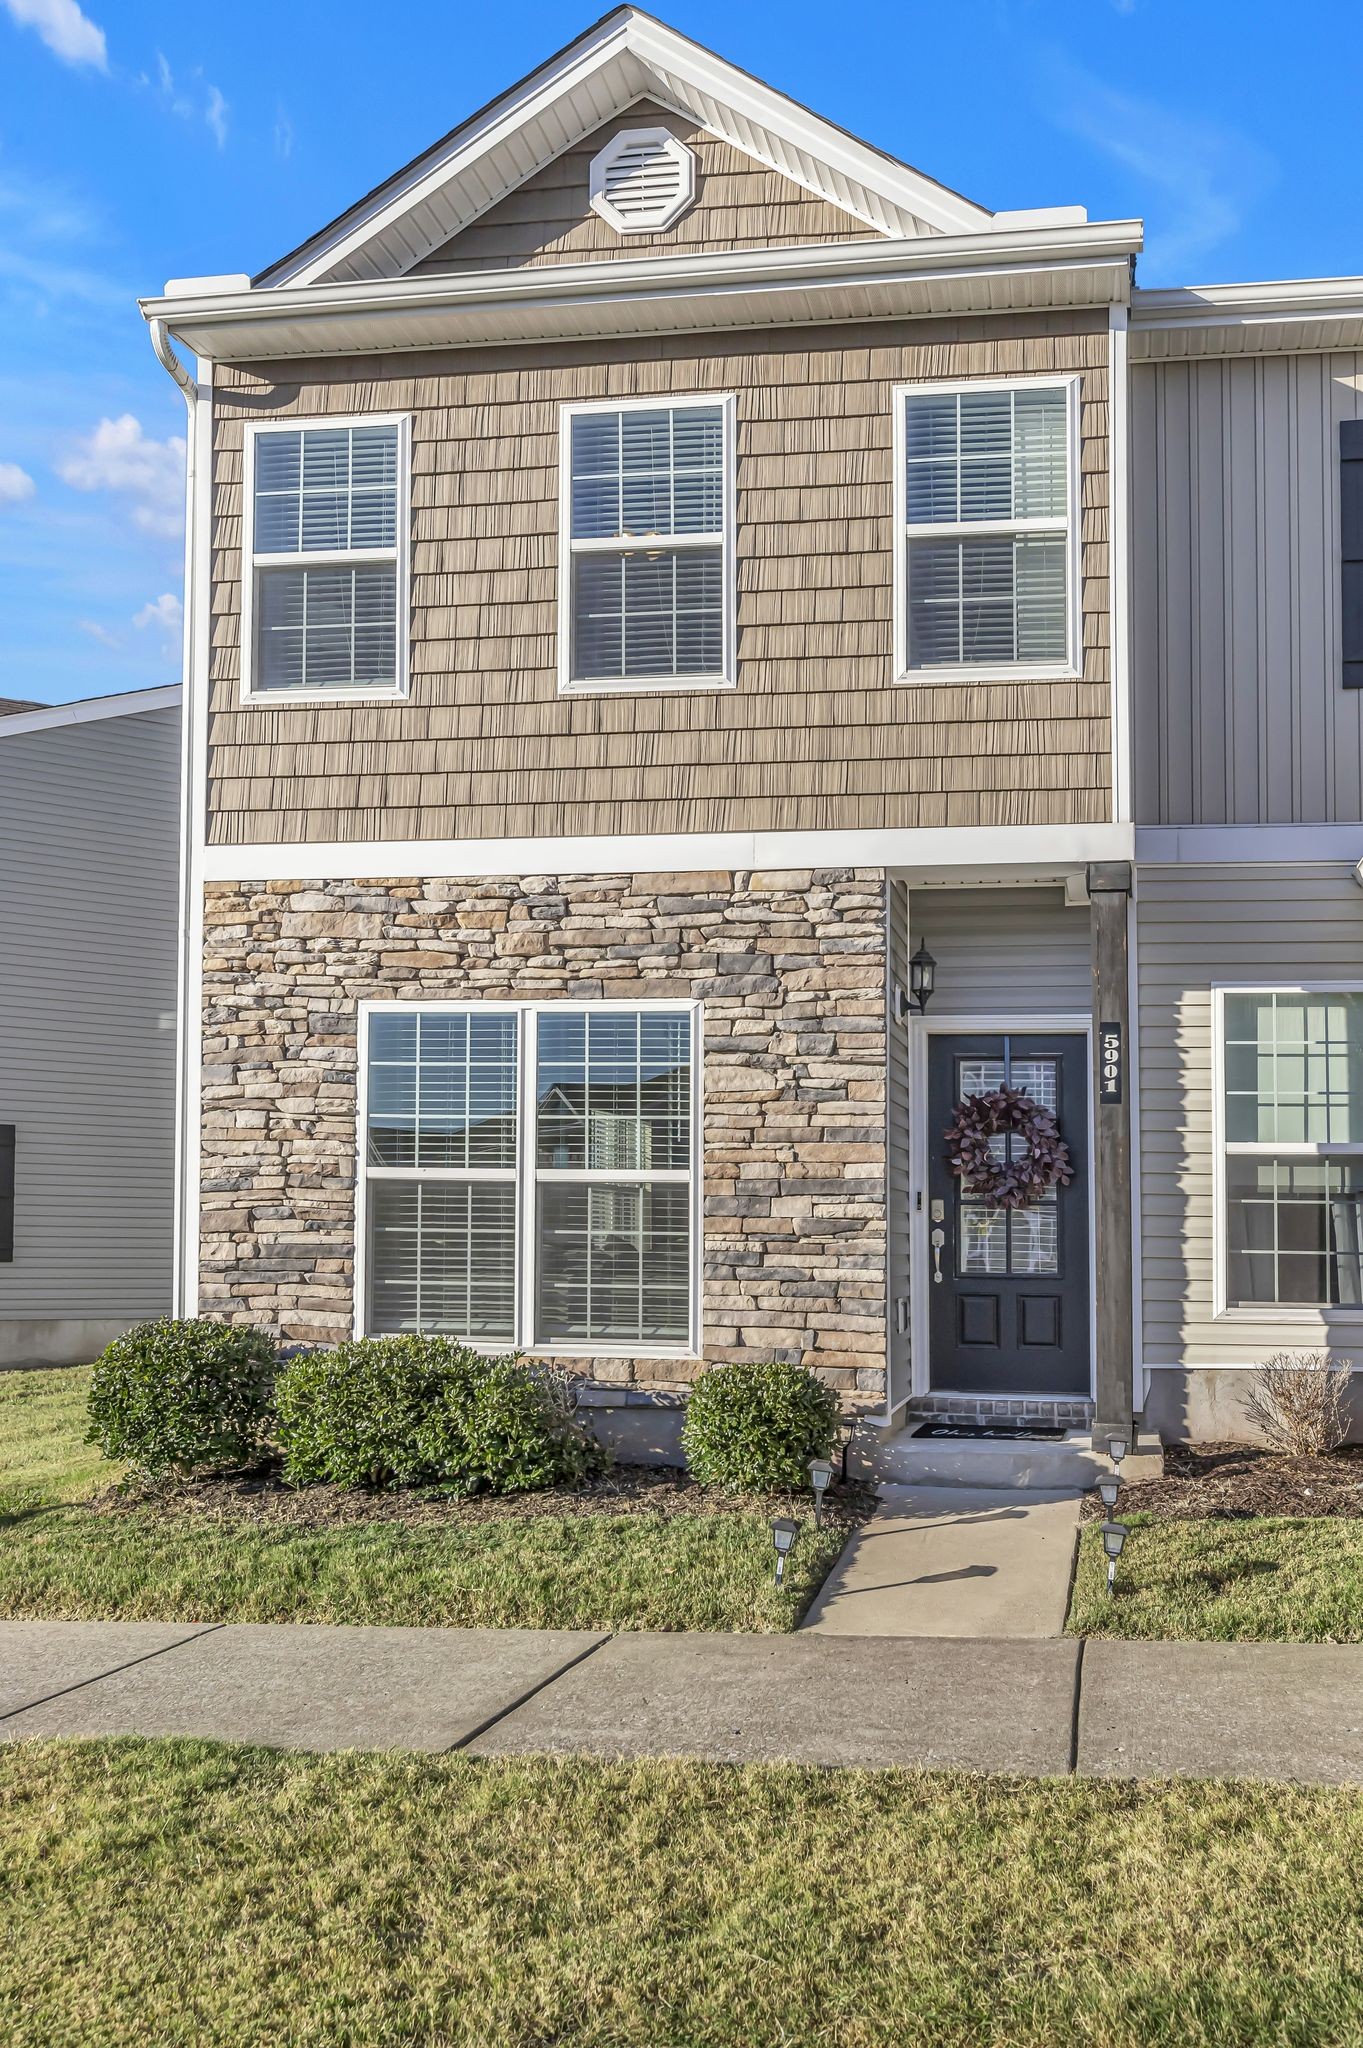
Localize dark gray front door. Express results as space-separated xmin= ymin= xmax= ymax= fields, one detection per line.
xmin=927 ymin=1032 xmax=1090 ymax=1395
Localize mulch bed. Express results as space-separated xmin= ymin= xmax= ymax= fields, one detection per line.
xmin=1080 ymin=1441 xmax=1363 ymax=1522
xmin=86 ymin=1462 xmax=877 ymax=1533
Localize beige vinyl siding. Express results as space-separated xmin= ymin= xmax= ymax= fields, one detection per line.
xmin=1137 ymin=863 xmax=1363 ymax=1371
xmin=411 ymin=101 xmax=884 ymax=274
xmin=886 ymin=876 xmax=911 ymax=1407
xmin=1133 ymin=352 xmax=1363 ymax=826
xmin=208 ymin=311 xmax=1111 ymax=845
xmin=0 ymin=706 xmax=179 ymax=1327
xmin=906 ymin=886 xmax=1093 ymax=1018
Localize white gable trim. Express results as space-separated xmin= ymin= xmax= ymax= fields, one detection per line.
xmin=0 ymin=685 xmax=181 ymax=739
xmin=266 ymin=10 xmax=993 ymax=290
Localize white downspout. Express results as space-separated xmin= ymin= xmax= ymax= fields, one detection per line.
xmin=148 ymin=317 xmax=202 ymax=1318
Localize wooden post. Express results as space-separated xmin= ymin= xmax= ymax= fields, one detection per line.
xmin=1088 ymin=862 xmax=1134 ymax=1442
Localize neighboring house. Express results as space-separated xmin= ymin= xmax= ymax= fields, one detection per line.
xmin=0 ymin=688 xmax=181 ymax=1366
xmin=140 ymin=8 xmax=1363 ymax=1454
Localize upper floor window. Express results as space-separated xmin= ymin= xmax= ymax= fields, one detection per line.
xmin=895 ymin=377 xmax=1078 ymax=681
xmin=242 ymin=416 xmax=409 ymax=701
xmin=559 ymin=396 xmax=735 ymax=693
xmin=1221 ymin=989 xmax=1363 ymax=1309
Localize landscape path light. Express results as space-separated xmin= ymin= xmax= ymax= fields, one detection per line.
xmin=1099 ymin=1518 xmax=1129 ymax=1595
xmin=808 ymin=1457 xmax=834 ymax=1527
xmin=1107 ymin=1435 xmax=1129 ymax=1470
xmin=1098 ymin=1473 xmax=1122 ymax=1513
xmin=772 ymin=1517 xmax=799 ymax=1587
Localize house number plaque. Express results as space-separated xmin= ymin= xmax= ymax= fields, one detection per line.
xmin=1099 ymin=1023 xmax=1123 ymax=1105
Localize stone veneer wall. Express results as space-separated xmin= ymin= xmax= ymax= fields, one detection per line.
xmin=199 ymin=869 xmax=889 ymax=1400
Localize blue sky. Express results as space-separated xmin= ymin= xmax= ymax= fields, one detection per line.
xmin=0 ymin=0 xmax=1359 ymax=705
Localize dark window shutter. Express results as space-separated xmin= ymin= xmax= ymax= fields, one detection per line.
xmin=1342 ymin=421 xmax=1363 ymax=688
xmin=0 ymin=1126 xmax=13 ymax=1263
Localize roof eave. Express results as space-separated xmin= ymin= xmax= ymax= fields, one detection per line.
xmin=143 ymin=222 xmax=1141 ymax=364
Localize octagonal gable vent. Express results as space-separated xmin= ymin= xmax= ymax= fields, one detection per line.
xmin=589 ymin=127 xmax=695 ymax=235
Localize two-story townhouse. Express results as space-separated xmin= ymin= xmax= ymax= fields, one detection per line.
xmin=140 ymin=9 xmax=1363 ymax=1467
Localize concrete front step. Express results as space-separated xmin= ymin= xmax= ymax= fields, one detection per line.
xmin=852 ymin=1426 xmax=1163 ymax=1492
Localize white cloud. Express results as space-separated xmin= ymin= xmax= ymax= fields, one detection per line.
xmin=274 ymin=107 xmax=294 ymax=161
xmin=78 ymin=618 xmax=121 ymax=650
xmin=58 ymin=414 xmax=185 ymax=537
xmin=1038 ymin=55 xmax=1274 ymax=281
xmin=151 ymin=52 xmax=228 ymax=147
xmin=1 ymin=0 xmax=106 ymax=69
xmin=134 ymin=591 xmax=182 ymax=637
xmin=0 ymin=460 xmax=35 ymax=504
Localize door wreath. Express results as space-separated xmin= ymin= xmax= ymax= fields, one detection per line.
xmin=944 ymin=1084 xmax=1074 ymax=1210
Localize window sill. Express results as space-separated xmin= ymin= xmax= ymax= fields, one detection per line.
xmin=524 ymin=1342 xmax=701 ymax=1361
xmin=239 ymin=685 xmax=410 ymax=707
xmin=558 ymin=675 xmax=736 ymax=697
xmin=895 ymin=663 xmax=1082 ymax=687
xmin=1213 ymin=1305 xmax=1363 ymax=1323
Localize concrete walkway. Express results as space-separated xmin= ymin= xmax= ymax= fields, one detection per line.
xmin=801 ymin=1485 xmax=1081 ymax=1637
xmin=5 ymin=1621 xmax=1363 ymax=1782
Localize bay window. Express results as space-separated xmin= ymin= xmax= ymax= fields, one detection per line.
xmin=560 ymin=395 xmax=734 ymax=691
xmin=1222 ymin=989 xmax=1363 ymax=1308
xmin=360 ymin=1001 xmax=699 ymax=1350
xmin=895 ymin=377 xmax=1077 ymax=678
xmin=242 ymin=415 xmax=409 ymax=700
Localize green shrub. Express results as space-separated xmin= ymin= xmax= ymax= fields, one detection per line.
xmin=86 ymin=1318 xmax=277 ymax=1480
xmin=681 ymin=1362 xmax=841 ymax=1492
xmin=274 ymin=1335 xmax=601 ymax=1495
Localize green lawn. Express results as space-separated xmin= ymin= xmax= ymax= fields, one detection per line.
xmin=1069 ymin=1513 xmax=1363 ymax=1641
xmin=4 ymin=1738 xmax=1363 ymax=2048
xmin=0 ymin=1497 xmax=843 ymax=1631
xmin=0 ymin=1366 xmax=843 ymax=1631
xmin=0 ymin=1365 xmax=116 ymax=1509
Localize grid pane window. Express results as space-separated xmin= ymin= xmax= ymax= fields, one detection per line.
xmin=363 ymin=1006 xmax=696 ymax=1351
xmin=567 ymin=403 xmax=728 ymax=685
xmin=903 ymin=383 xmax=1071 ymax=673
xmin=1223 ymin=992 xmax=1363 ymax=1306
xmin=248 ymin=420 xmax=403 ymax=696
xmin=956 ymin=1054 xmax=1060 ymax=1279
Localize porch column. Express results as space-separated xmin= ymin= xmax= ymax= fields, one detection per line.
xmin=1088 ymin=862 xmax=1134 ymax=1441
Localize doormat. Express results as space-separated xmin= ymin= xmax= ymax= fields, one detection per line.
xmin=911 ymin=1421 xmax=1068 ymax=1442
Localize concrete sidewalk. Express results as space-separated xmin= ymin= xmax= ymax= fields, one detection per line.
xmin=5 ymin=1620 xmax=1363 ymax=1782
xmin=800 ymin=1486 xmax=1081 ymax=1637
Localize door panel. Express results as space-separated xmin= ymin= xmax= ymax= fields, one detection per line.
xmin=926 ymin=1032 xmax=1090 ymax=1395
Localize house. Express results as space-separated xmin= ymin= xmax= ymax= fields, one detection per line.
xmin=140 ymin=9 xmax=1363 ymax=1461
xmin=0 ymin=687 xmax=181 ymax=1366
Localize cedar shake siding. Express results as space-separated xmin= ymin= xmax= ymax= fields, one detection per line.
xmin=410 ymin=101 xmax=887 ymax=273
xmin=207 ymin=310 xmax=1112 ymax=845
xmin=199 ymin=869 xmax=889 ymax=1397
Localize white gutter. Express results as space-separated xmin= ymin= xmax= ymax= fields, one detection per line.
xmin=142 ymin=219 xmax=1142 ymax=360
xmin=147 ymin=316 xmax=207 ymax=1320
xmin=0 ymin=684 xmax=181 ymax=738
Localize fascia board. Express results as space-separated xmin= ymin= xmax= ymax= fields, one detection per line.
xmin=144 ymin=220 xmax=1142 ymax=345
xmin=0 ymin=685 xmax=182 ymax=738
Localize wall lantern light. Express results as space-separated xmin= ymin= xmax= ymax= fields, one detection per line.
xmin=808 ymin=1457 xmax=834 ymax=1527
xmin=909 ymin=941 xmax=937 ymax=1013
xmin=1098 ymin=1473 xmax=1122 ymax=1513
xmin=772 ymin=1517 xmax=799 ymax=1586
xmin=1100 ymin=1518 xmax=1129 ymax=1595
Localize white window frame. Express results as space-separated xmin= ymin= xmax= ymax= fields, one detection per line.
xmin=891 ymin=373 xmax=1082 ymax=685
xmin=239 ymin=412 xmax=411 ymax=705
xmin=355 ymin=998 xmax=704 ymax=1357
xmin=1212 ymin=982 xmax=1363 ymax=1321
xmin=557 ymin=392 xmax=737 ymax=696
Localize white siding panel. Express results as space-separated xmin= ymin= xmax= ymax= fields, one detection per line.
xmin=1134 ymin=352 xmax=1363 ymax=825
xmin=1137 ymin=862 xmax=1363 ymax=1370
xmin=0 ymin=707 xmax=179 ymax=1328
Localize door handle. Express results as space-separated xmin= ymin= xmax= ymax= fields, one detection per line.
xmin=931 ymin=1226 xmax=945 ymax=1283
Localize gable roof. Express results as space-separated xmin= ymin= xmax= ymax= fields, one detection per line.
xmin=257 ymin=8 xmax=998 ymax=289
